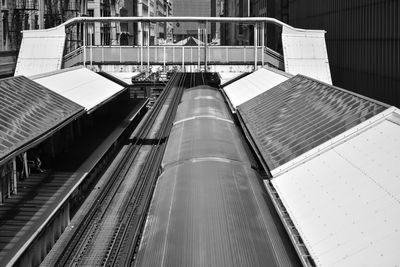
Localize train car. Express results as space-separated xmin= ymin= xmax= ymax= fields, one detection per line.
xmin=174 ymin=85 xmax=231 ymax=124
xmin=135 ymin=85 xmax=300 ymax=267
xmin=163 ymin=85 xmax=255 ymax=169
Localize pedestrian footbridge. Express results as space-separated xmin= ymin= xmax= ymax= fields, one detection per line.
xmin=15 ymin=16 xmax=332 ymax=84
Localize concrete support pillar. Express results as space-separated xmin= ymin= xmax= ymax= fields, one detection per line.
xmin=23 ymin=152 xmax=29 ymax=179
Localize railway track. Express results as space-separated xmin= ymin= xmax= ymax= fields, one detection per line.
xmin=52 ymin=72 xmax=208 ymax=267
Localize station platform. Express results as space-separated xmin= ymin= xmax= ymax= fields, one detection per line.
xmin=0 ymin=99 xmax=147 ymax=266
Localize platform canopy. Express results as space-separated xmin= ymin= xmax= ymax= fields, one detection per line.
xmin=219 ymin=72 xmax=247 ymax=86
xmin=271 ymin=108 xmax=400 ymax=266
xmin=223 ymin=67 xmax=292 ymax=109
xmin=30 ymin=67 xmax=126 ymax=113
xmin=102 ymin=71 xmax=142 ymax=85
xmin=237 ymin=74 xmax=389 ymax=171
xmin=0 ymin=76 xmax=84 ymax=165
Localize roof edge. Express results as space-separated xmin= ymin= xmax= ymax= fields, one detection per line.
xmin=28 ymin=66 xmax=84 ymax=80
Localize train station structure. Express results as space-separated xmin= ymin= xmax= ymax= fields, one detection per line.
xmin=0 ymin=16 xmax=399 ymax=267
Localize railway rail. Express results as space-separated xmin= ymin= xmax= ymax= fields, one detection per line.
xmin=50 ymin=72 xmax=210 ymax=267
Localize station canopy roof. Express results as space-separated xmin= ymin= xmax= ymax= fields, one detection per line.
xmin=218 ymin=72 xmax=247 ymax=86
xmin=223 ymin=67 xmax=291 ymax=108
xmin=237 ymin=74 xmax=389 ymax=172
xmin=101 ymin=71 xmax=142 ymax=85
xmin=271 ymin=107 xmax=400 ymax=266
xmin=0 ymin=76 xmax=84 ymax=165
xmin=30 ymin=67 xmax=126 ymax=113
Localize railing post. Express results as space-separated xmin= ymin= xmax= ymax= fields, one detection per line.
xmin=119 ymin=46 xmax=122 ymax=63
xmin=147 ymin=22 xmax=150 ymax=71
xmin=140 ymin=22 xmax=143 ymax=71
xmin=83 ymin=22 xmax=86 ymax=67
xmin=204 ymin=21 xmax=208 ymax=72
xmin=254 ymin=23 xmax=258 ymax=70
xmin=101 ymin=46 xmax=104 ymax=63
xmin=261 ymin=22 xmax=265 ymax=67
xmin=182 ymin=46 xmax=185 ymax=71
xmin=163 ymin=46 xmax=166 ymax=70
xmin=197 ymin=26 xmax=201 ymax=71
xmin=226 ymin=47 xmax=228 ymax=63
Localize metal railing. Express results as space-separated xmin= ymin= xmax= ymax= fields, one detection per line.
xmin=63 ymin=45 xmax=284 ymax=70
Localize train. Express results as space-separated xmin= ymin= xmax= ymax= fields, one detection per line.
xmin=135 ymin=84 xmax=300 ymax=266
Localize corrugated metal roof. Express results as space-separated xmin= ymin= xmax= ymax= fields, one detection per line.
xmin=0 ymin=76 xmax=84 ymax=164
xmin=237 ymin=74 xmax=389 ymax=171
xmin=31 ymin=67 xmax=126 ymax=113
xmin=223 ymin=67 xmax=291 ymax=108
xmin=271 ymin=108 xmax=400 ymax=266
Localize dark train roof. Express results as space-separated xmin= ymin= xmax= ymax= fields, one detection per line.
xmin=162 ymin=118 xmax=255 ymax=169
xmin=135 ymin=160 xmax=300 ymax=267
xmin=175 ymin=85 xmax=233 ymax=124
xmin=0 ymin=76 xmax=84 ymax=165
xmin=237 ymin=74 xmax=389 ymax=171
xmin=136 ymin=82 xmax=300 ymax=266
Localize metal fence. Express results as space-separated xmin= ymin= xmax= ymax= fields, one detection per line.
xmin=63 ymin=46 xmax=284 ymax=69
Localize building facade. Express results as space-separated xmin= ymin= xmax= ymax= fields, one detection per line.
xmin=91 ymin=0 xmax=172 ymax=46
xmin=288 ymin=0 xmax=400 ymax=107
xmin=1 ymin=0 xmax=86 ymax=51
xmin=220 ymin=0 xmax=251 ymax=46
xmin=221 ymin=0 xmax=288 ymax=51
xmin=172 ymin=0 xmax=217 ymax=42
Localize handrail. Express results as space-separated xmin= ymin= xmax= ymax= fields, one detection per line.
xmin=21 ymin=16 xmax=326 ymax=34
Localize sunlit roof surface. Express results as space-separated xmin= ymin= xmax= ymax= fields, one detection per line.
xmin=271 ymin=108 xmax=400 ymax=266
xmin=31 ymin=67 xmax=126 ymax=113
xmin=223 ymin=67 xmax=291 ymax=108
